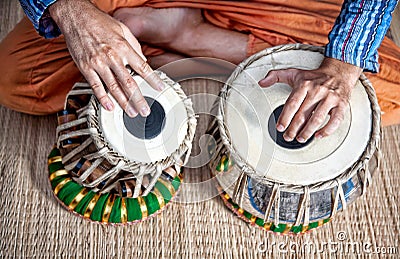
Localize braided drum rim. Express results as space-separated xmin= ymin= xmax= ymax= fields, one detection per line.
xmin=84 ymin=71 xmax=197 ymax=177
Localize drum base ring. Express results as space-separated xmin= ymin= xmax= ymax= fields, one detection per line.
xmin=48 ymin=146 xmax=183 ymax=225
xmin=215 ymin=183 xmax=331 ymax=235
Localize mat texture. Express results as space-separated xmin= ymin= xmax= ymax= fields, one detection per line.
xmin=0 ymin=1 xmax=399 ymax=258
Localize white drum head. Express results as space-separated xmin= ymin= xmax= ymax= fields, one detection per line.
xmin=224 ymin=49 xmax=372 ymax=185
xmin=100 ymin=75 xmax=188 ymax=163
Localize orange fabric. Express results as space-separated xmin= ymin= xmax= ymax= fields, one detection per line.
xmin=0 ymin=17 xmax=83 ymax=114
xmin=0 ymin=0 xmax=399 ymax=126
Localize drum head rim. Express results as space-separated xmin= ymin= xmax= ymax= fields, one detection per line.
xmin=98 ymin=75 xmax=189 ymax=164
xmin=86 ymin=71 xmax=197 ymax=173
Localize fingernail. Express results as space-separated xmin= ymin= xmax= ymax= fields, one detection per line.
xmin=105 ymin=102 xmax=114 ymax=111
xmin=158 ymin=83 xmax=165 ymax=91
xmin=140 ymin=105 xmax=150 ymax=117
xmin=297 ymin=136 xmax=305 ymax=143
xmin=127 ymin=107 xmax=138 ymax=117
xmin=315 ymin=133 xmax=323 ymax=139
xmin=283 ymin=134 xmax=293 ymax=142
xmin=276 ymin=124 xmax=285 ymax=132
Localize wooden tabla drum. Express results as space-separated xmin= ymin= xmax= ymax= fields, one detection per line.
xmin=207 ymin=44 xmax=381 ymax=234
xmin=48 ymin=71 xmax=196 ymax=224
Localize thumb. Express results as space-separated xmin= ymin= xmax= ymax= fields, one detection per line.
xmin=258 ymin=69 xmax=295 ymax=87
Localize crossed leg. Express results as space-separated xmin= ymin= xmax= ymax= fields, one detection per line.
xmin=113 ymin=7 xmax=249 ymax=66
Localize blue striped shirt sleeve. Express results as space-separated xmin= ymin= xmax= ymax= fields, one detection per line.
xmin=325 ymin=0 xmax=398 ymax=73
xmin=19 ymin=0 xmax=60 ymax=38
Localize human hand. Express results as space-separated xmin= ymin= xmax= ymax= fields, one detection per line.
xmin=49 ymin=0 xmax=165 ymax=117
xmin=258 ymin=57 xmax=362 ymax=143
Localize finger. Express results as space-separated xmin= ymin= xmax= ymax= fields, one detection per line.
xmin=109 ymin=60 xmax=150 ymax=117
xmin=96 ymin=67 xmax=138 ymax=118
xmin=120 ymin=23 xmax=147 ymax=61
xmin=281 ymin=83 xmax=330 ymax=141
xmin=258 ymin=69 xmax=296 ymax=87
xmin=84 ymin=69 xmax=114 ymax=111
xmin=128 ymin=53 xmax=166 ymax=91
xmin=120 ymin=22 xmax=163 ymax=95
xmin=315 ymin=104 xmax=347 ymax=138
xmin=296 ymin=98 xmax=336 ymax=142
xmin=276 ymin=87 xmax=308 ymax=132
xmin=283 ymin=101 xmax=317 ymax=142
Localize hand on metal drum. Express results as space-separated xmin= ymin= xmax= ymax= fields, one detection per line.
xmin=49 ymin=0 xmax=165 ymax=118
xmin=258 ymin=57 xmax=362 ymax=143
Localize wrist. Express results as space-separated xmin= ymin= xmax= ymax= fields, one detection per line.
xmin=320 ymin=57 xmax=362 ymax=83
xmin=49 ymin=0 xmax=92 ymax=25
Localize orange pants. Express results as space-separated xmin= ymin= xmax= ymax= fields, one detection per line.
xmin=0 ymin=0 xmax=399 ymax=126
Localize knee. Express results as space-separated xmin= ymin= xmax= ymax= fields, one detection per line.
xmin=0 ymin=17 xmax=77 ymax=115
xmin=0 ymin=57 xmax=23 ymax=113
xmin=0 ymin=64 xmax=64 ymax=115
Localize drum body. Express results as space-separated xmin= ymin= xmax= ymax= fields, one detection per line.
xmin=207 ymin=44 xmax=381 ymax=234
xmin=48 ymin=71 xmax=196 ymax=224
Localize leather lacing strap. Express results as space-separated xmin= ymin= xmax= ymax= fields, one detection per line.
xmin=172 ymin=153 xmax=183 ymax=169
xmin=56 ymin=118 xmax=87 ymax=137
xmin=143 ymin=164 xmax=162 ymax=196
xmin=133 ymin=166 xmax=147 ymax=198
xmin=77 ymin=106 xmax=90 ymax=118
xmin=362 ymin=162 xmax=372 ymax=195
xmin=62 ymin=138 xmax=93 ymax=164
xmin=362 ymin=148 xmax=382 ymax=195
xmin=100 ymin=174 xmax=136 ymax=194
xmin=83 ymin=147 xmax=108 ymax=161
xmin=71 ymin=82 xmax=92 ymax=88
xmin=183 ymin=138 xmax=194 ymax=165
xmin=77 ymin=158 xmax=104 ymax=183
xmin=57 ymin=128 xmax=97 ymax=146
xmin=263 ymin=183 xmax=280 ymax=225
xmin=63 ymin=88 xmax=93 ymax=109
xmin=64 ymin=159 xmax=79 ymax=172
xmin=294 ymin=186 xmax=310 ymax=227
xmin=232 ymin=170 xmax=248 ymax=207
xmin=89 ymin=160 xmax=125 ymax=189
xmin=331 ymin=180 xmax=347 ymax=218
xmin=65 ymin=89 xmax=93 ymax=96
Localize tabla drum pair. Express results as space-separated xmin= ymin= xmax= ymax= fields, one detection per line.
xmin=48 ymin=44 xmax=380 ymax=233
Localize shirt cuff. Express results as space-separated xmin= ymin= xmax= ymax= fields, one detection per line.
xmin=39 ymin=9 xmax=62 ymax=39
xmin=323 ymin=0 xmax=398 ymax=74
xmin=19 ymin=0 xmax=60 ymax=39
xmin=324 ymin=45 xmax=379 ymax=73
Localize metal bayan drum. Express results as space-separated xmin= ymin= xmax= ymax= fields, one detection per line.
xmin=48 ymin=71 xmax=196 ymax=224
xmin=207 ymin=44 xmax=381 ymax=234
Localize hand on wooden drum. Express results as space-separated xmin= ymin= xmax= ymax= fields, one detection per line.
xmin=49 ymin=0 xmax=166 ymax=118
xmin=258 ymin=57 xmax=362 ymax=143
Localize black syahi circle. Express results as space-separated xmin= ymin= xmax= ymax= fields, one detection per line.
xmin=123 ymin=96 xmax=166 ymax=140
xmin=268 ymin=104 xmax=314 ymax=149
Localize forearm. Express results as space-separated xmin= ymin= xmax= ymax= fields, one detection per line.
xmin=325 ymin=0 xmax=398 ymax=73
xmin=45 ymin=0 xmax=162 ymax=117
